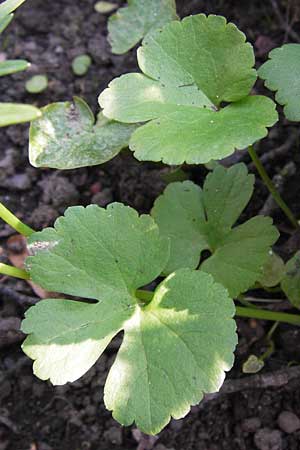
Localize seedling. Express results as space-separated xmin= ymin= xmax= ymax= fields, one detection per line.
xmin=0 ymin=0 xmax=41 ymax=125
xmin=25 ymin=74 xmax=48 ymax=94
xmin=2 ymin=10 xmax=300 ymax=436
xmin=94 ymin=1 xmax=117 ymax=14
xmin=72 ymin=54 xmax=92 ymax=76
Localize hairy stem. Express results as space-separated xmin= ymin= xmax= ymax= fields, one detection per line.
xmin=248 ymin=145 xmax=299 ymax=229
xmin=0 ymin=263 xmax=30 ymax=280
xmin=0 ymin=202 xmax=34 ymax=237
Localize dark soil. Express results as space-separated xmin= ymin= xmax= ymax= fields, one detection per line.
xmin=1 ymin=1 xmax=300 ymax=449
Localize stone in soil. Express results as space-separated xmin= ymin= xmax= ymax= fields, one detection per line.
xmin=277 ymin=411 xmax=300 ymax=434
xmin=254 ymin=428 xmax=282 ymax=450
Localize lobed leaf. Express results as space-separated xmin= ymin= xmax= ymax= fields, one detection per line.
xmin=108 ymin=0 xmax=178 ymax=55
xmin=100 ymin=14 xmax=278 ymax=164
xmin=152 ymin=164 xmax=279 ymax=297
xmin=281 ymin=252 xmax=300 ymax=308
xmin=29 ymin=97 xmax=138 ymax=169
xmin=22 ymin=204 xmax=237 ymax=434
xmin=259 ymin=44 xmax=300 ymax=121
xmin=105 ymin=269 xmax=237 ymax=434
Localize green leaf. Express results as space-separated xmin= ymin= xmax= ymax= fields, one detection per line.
xmin=242 ymin=355 xmax=264 ymax=374
xmin=94 ymin=1 xmax=117 ymax=14
xmin=25 ymin=203 xmax=169 ymax=298
xmin=281 ymin=252 xmax=300 ymax=308
xmin=29 ymin=97 xmax=138 ymax=169
xmin=25 ymin=75 xmax=48 ymax=94
xmin=100 ymin=14 xmax=278 ymax=164
xmin=200 ymin=216 xmax=278 ymax=297
xmin=0 ymin=103 xmax=41 ymax=127
xmin=107 ymin=0 xmax=178 ymax=55
xmin=105 ymin=269 xmax=237 ymax=434
xmin=152 ymin=164 xmax=279 ymax=296
xmin=259 ymin=44 xmax=300 ymax=121
xmin=72 ymin=54 xmax=92 ymax=76
xmin=258 ymin=251 xmax=285 ymax=288
xmin=0 ymin=0 xmax=25 ymax=22
xmin=0 ymin=13 xmax=13 ymax=33
xmin=21 ymin=204 xmax=237 ymax=434
xmin=0 ymin=59 xmax=29 ymax=76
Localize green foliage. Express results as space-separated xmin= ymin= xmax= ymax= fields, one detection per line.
xmin=100 ymin=14 xmax=278 ymax=165
xmin=94 ymin=1 xmax=117 ymax=14
xmin=0 ymin=103 xmax=41 ymax=126
xmin=29 ymin=97 xmax=138 ymax=169
xmin=242 ymin=354 xmax=264 ymax=374
xmin=0 ymin=0 xmax=25 ymax=21
xmin=0 ymin=0 xmax=41 ymax=126
xmin=21 ymin=203 xmax=237 ymax=434
xmin=72 ymin=54 xmax=92 ymax=76
xmin=25 ymin=75 xmax=48 ymax=94
xmin=152 ymin=164 xmax=279 ymax=296
xmin=258 ymin=251 xmax=285 ymax=288
xmin=107 ymin=0 xmax=177 ymax=54
xmin=281 ymin=252 xmax=300 ymax=308
xmin=0 ymin=59 xmax=29 ymax=76
xmin=0 ymin=12 xmax=13 ymax=33
xmin=259 ymin=44 xmax=300 ymax=121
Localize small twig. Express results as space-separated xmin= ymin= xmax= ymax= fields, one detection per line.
xmin=248 ymin=145 xmax=299 ymax=228
xmin=258 ymin=161 xmax=297 ymax=219
xmin=199 ymin=365 xmax=300 ymax=407
xmin=249 ymin=131 xmax=300 ymax=171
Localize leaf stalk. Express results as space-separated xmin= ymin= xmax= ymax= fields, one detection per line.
xmin=0 ymin=262 xmax=30 ymax=280
xmin=248 ymin=145 xmax=299 ymax=229
xmin=0 ymin=202 xmax=34 ymax=237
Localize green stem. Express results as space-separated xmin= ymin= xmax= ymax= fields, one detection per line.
xmin=248 ymin=145 xmax=299 ymax=229
xmin=236 ymin=306 xmax=300 ymax=327
xmin=259 ymin=322 xmax=279 ymax=362
xmin=0 ymin=202 xmax=34 ymax=237
xmin=0 ymin=263 xmax=30 ymax=280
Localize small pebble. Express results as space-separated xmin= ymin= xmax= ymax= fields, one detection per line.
xmin=277 ymin=411 xmax=300 ymax=434
xmin=241 ymin=417 xmax=261 ymax=433
xmin=8 ymin=173 xmax=31 ymax=190
xmin=254 ymin=428 xmax=282 ymax=450
xmin=154 ymin=445 xmax=175 ymax=450
xmin=103 ymin=426 xmax=123 ymax=445
xmin=91 ymin=188 xmax=113 ymax=207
